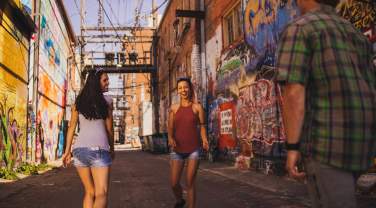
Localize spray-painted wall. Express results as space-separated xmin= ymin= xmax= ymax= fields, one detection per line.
xmin=206 ymin=0 xmax=375 ymax=165
xmin=35 ymin=0 xmax=71 ymax=162
xmin=0 ymin=1 xmax=31 ymax=169
xmin=206 ymin=0 xmax=297 ymax=163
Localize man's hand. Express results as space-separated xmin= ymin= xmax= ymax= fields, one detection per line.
xmin=286 ymin=150 xmax=306 ymax=180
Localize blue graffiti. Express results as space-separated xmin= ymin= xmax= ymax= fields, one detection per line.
xmin=245 ymin=0 xmax=298 ymax=71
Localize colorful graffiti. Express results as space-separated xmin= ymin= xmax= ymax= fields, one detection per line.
xmin=337 ymin=0 xmax=376 ymax=42
xmin=204 ymin=0 xmax=298 ymax=163
xmin=215 ymin=43 xmax=251 ymax=93
xmin=237 ymin=79 xmax=285 ymax=156
xmin=244 ymin=0 xmax=298 ymax=71
xmin=0 ymin=10 xmax=29 ymax=169
xmin=31 ymin=0 xmax=72 ymax=162
xmin=36 ymin=96 xmax=64 ymax=162
xmin=0 ymin=95 xmax=26 ymax=169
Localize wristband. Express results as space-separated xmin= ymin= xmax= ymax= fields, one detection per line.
xmin=285 ymin=142 xmax=300 ymax=150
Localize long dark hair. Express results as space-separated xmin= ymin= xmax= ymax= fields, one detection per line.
xmin=75 ymin=69 xmax=108 ymax=120
xmin=177 ymin=77 xmax=195 ymax=101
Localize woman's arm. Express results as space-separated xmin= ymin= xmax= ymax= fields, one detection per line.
xmin=197 ymin=104 xmax=209 ymax=151
xmin=167 ymin=105 xmax=176 ymax=149
xmin=62 ymin=105 xmax=79 ymax=166
xmin=105 ymin=105 xmax=114 ymax=154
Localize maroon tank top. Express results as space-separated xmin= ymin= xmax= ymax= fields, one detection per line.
xmin=173 ymin=105 xmax=200 ymax=153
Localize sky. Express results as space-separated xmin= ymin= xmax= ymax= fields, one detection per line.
xmin=63 ymin=0 xmax=168 ymax=35
xmin=62 ymin=0 xmax=168 ymax=92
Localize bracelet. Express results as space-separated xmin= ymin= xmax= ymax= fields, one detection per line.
xmin=285 ymin=142 xmax=300 ymax=150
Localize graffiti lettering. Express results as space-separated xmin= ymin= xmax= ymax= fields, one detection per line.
xmin=338 ymin=0 xmax=376 ymax=32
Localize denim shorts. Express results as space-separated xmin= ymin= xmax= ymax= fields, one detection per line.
xmin=170 ymin=149 xmax=200 ymax=161
xmin=72 ymin=147 xmax=112 ymax=167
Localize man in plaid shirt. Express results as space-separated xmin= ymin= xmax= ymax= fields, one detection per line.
xmin=276 ymin=0 xmax=376 ymax=207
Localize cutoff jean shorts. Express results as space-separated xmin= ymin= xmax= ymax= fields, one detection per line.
xmin=170 ymin=149 xmax=200 ymax=160
xmin=72 ymin=147 xmax=112 ymax=167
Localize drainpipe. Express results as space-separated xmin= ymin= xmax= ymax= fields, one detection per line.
xmin=199 ymin=0 xmax=207 ymax=108
xmin=31 ymin=0 xmax=41 ymax=163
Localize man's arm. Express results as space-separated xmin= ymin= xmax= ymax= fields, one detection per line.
xmin=281 ymin=83 xmax=306 ymax=179
xmin=281 ymin=83 xmax=305 ymax=144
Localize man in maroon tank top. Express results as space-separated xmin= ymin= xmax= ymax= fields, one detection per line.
xmin=168 ymin=78 xmax=209 ymax=208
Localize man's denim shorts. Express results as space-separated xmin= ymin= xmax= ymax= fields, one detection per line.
xmin=170 ymin=149 xmax=200 ymax=161
xmin=72 ymin=147 xmax=112 ymax=167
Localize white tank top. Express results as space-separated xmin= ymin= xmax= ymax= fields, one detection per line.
xmin=73 ymin=96 xmax=112 ymax=150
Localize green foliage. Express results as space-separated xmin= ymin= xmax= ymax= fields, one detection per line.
xmin=15 ymin=162 xmax=53 ymax=175
xmin=16 ymin=162 xmax=39 ymax=175
xmin=36 ymin=163 xmax=52 ymax=171
xmin=0 ymin=167 xmax=18 ymax=180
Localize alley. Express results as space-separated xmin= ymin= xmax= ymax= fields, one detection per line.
xmin=1 ymin=150 xmax=375 ymax=208
xmin=0 ymin=150 xmax=310 ymax=208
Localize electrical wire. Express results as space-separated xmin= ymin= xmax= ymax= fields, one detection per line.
xmin=97 ymin=0 xmax=123 ymax=43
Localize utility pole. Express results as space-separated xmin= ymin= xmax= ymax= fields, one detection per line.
xmin=152 ymin=0 xmax=157 ymax=28
xmin=31 ymin=0 xmax=41 ymax=163
xmin=151 ymin=0 xmax=158 ymax=133
xmin=80 ymin=0 xmax=86 ymax=84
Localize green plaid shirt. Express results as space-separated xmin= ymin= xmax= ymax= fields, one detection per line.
xmin=276 ymin=5 xmax=376 ymax=171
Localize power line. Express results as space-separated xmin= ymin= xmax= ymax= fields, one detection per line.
xmin=150 ymin=0 xmax=168 ymax=14
xmin=97 ymin=0 xmax=123 ymax=43
xmin=105 ymin=0 xmax=122 ymax=27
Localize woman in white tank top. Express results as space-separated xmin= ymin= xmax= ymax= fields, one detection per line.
xmin=62 ymin=68 xmax=114 ymax=208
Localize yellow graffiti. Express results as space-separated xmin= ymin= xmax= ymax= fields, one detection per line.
xmin=337 ymin=0 xmax=376 ymax=30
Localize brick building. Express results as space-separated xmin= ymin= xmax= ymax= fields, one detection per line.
xmin=156 ymin=0 xmax=375 ymax=168
xmin=156 ymin=0 xmax=204 ymax=133
xmin=122 ymin=28 xmax=153 ymax=147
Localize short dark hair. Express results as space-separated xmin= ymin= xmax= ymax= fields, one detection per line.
xmin=315 ymin=0 xmax=340 ymax=7
xmin=177 ymin=77 xmax=195 ymax=101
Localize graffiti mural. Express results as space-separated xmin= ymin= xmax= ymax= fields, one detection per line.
xmin=244 ymin=0 xmax=298 ymax=71
xmin=337 ymin=0 xmax=376 ymax=42
xmin=33 ymin=0 xmax=71 ymax=162
xmin=215 ymin=43 xmax=251 ymax=93
xmin=36 ymin=96 xmax=64 ymax=162
xmin=237 ymin=79 xmax=285 ymax=157
xmin=0 ymin=10 xmax=29 ymax=169
xmin=204 ymin=1 xmax=298 ymax=164
xmin=0 ymin=95 xmax=26 ymax=169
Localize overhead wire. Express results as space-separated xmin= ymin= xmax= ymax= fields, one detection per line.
xmin=97 ymin=0 xmax=123 ymax=43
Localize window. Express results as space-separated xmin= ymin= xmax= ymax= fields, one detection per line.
xmin=223 ymin=2 xmax=243 ymax=48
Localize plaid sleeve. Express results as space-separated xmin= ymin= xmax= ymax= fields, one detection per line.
xmin=276 ymin=24 xmax=310 ymax=85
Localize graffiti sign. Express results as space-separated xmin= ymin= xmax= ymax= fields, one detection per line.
xmin=219 ymin=101 xmax=236 ymax=149
xmin=220 ymin=109 xmax=233 ymax=135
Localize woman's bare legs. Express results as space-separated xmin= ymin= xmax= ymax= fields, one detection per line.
xmin=76 ymin=167 xmax=95 ymax=208
xmin=91 ymin=167 xmax=111 ymax=208
xmin=186 ymin=159 xmax=199 ymax=208
xmin=170 ymin=159 xmax=185 ymax=203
